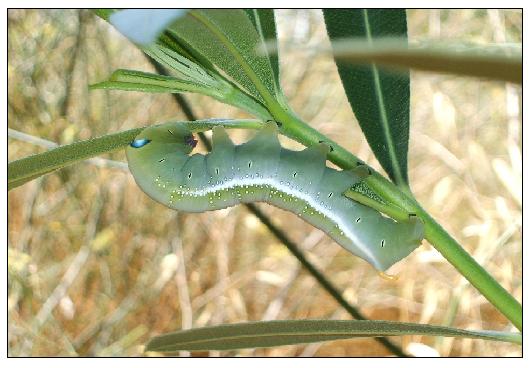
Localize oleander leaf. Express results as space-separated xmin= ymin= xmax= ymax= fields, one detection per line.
xmin=8 ymin=128 xmax=142 ymax=191
xmin=146 ymin=319 xmax=522 ymax=352
xmin=90 ymin=69 xmax=218 ymax=95
xmin=91 ymin=68 xmax=272 ymax=121
xmin=93 ymin=9 xmax=218 ymax=74
xmin=323 ymin=9 xmax=411 ymax=187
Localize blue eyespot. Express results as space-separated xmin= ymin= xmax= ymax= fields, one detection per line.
xmin=130 ymin=139 xmax=151 ymax=148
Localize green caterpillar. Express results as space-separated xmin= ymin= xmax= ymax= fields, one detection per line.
xmin=126 ymin=121 xmax=423 ymax=271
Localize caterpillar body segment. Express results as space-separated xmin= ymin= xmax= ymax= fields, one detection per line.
xmin=127 ymin=121 xmax=424 ymax=270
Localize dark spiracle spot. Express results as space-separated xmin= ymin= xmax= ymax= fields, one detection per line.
xmin=184 ymin=135 xmax=198 ymax=149
xmin=130 ymin=139 xmax=151 ymax=148
xmin=380 ymin=240 xmax=385 ymax=247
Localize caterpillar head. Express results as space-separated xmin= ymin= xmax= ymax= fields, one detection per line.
xmin=128 ymin=123 xmax=197 ymax=156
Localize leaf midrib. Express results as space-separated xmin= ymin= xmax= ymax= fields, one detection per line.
xmin=362 ymin=9 xmax=406 ymax=186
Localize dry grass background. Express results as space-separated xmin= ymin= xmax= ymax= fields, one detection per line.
xmin=7 ymin=9 xmax=522 ymax=357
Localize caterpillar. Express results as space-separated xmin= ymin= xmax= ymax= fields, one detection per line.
xmin=126 ymin=121 xmax=424 ymax=271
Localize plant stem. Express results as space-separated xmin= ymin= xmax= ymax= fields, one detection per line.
xmin=419 ymin=206 xmax=522 ymax=331
xmin=365 ymin=173 xmax=522 ymax=332
xmin=271 ymin=106 xmax=522 ymax=332
xmin=367 ymin=154 xmax=521 ymax=332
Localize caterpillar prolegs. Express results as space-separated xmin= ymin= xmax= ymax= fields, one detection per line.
xmin=126 ymin=122 xmax=424 ymax=271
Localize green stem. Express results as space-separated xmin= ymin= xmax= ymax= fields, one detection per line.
xmin=267 ymin=105 xmax=522 ymax=332
xmin=365 ymin=174 xmax=522 ymax=332
xmin=420 ymin=206 xmax=522 ymax=331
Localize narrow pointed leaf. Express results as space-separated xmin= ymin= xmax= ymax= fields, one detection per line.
xmin=157 ymin=30 xmax=219 ymax=76
xmin=146 ymin=319 xmax=521 ymax=352
xmin=94 ymin=9 xmax=272 ymax=117
xmin=323 ymin=9 xmax=411 ymax=187
xmin=91 ymin=68 xmax=272 ymax=121
xmin=90 ymin=69 xmax=217 ymax=95
xmin=8 ymin=128 xmax=142 ymax=191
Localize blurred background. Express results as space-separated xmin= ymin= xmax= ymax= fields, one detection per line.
xmin=7 ymin=9 xmax=522 ymax=356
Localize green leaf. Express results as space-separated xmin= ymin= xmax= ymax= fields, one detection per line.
xmin=323 ymin=9 xmax=411 ymax=187
xmin=146 ymin=319 xmax=521 ymax=352
xmin=244 ymin=9 xmax=281 ymax=93
xmin=325 ymin=38 xmax=522 ymax=84
xmin=8 ymin=128 xmax=142 ymax=191
xmin=167 ymin=10 xmax=278 ymax=105
xmin=90 ymin=69 xmax=218 ymax=95
xmin=91 ymin=68 xmax=272 ymax=121
xmin=94 ymin=9 xmax=275 ymax=120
